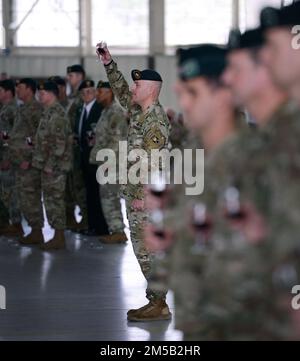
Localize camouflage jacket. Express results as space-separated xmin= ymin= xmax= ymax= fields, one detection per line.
xmin=32 ymin=101 xmax=73 ymax=173
xmin=105 ymin=60 xmax=170 ymax=200
xmin=0 ymin=99 xmax=18 ymax=162
xmin=67 ymin=89 xmax=83 ymax=132
xmin=89 ymin=100 xmax=127 ymax=176
xmin=9 ymin=98 xmax=43 ymax=166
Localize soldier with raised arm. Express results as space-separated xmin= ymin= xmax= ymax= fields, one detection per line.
xmin=96 ymin=42 xmax=171 ymax=322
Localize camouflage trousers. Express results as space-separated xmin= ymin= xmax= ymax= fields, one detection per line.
xmin=19 ymin=167 xmax=67 ymax=230
xmin=0 ymin=168 xmax=21 ymax=224
xmin=100 ymin=183 xmax=124 ymax=233
xmin=126 ymin=197 xmax=167 ymax=301
xmin=65 ymin=167 xmax=88 ymax=227
xmin=17 ymin=168 xmax=44 ymax=229
xmin=42 ymin=171 xmax=67 ymax=230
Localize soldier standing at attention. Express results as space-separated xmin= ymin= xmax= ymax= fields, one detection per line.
xmin=48 ymin=76 xmax=69 ymax=110
xmin=97 ymin=42 xmax=171 ymax=322
xmin=9 ymin=78 xmax=44 ymax=245
xmin=89 ymin=81 xmax=128 ymax=244
xmin=66 ymin=64 xmax=85 ymax=127
xmin=32 ymin=81 xmax=73 ymax=250
xmin=0 ymin=79 xmax=22 ymax=237
xmin=65 ymin=64 xmax=88 ymax=233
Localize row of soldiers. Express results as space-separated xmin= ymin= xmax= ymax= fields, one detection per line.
xmin=0 ymin=64 xmax=130 ymax=249
xmin=139 ymin=2 xmax=300 ymax=339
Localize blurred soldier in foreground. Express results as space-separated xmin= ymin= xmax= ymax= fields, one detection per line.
xmin=9 ymin=78 xmax=44 ymax=244
xmin=0 ymin=79 xmax=22 ymax=237
xmin=97 ymin=42 xmax=171 ymax=321
xmin=32 ymin=81 xmax=73 ymax=250
xmin=145 ymin=44 xmax=246 ymax=338
xmin=260 ymin=2 xmax=300 ymax=107
xmin=89 ymin=81 xmax=127 ymax=244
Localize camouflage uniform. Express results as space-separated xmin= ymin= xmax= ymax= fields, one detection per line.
xmin=59 ymin=97 xmax=70 ymax=111
xmin=65 ymin=89 xmax=88 ymax=228
xmin=0 ymin=99 xmax=21 ymax=224
xmin=9 ymin=99 xmax=44 ymax=229
xmin=89 ymin=100 xmax=127 ymax=234
xmin=105 ymin=60 xmax=170 ymax=300
xmin=180 ymin=100 xmax=300 ymax=340
xmin=169 ymin=115 xmax=189 ymax=150
xmin=32 ymin=101 xmax=73 ymax=230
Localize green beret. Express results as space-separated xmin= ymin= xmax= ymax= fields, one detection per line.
xmin=177 ymin=44 xmax=227 ymax=80
xmin=66 ymin=64 xmax=85 ymax=75
xmin=78 ymin=79 xmax=95 ymax=91
xmin=261 ymin=2 xmax=300 ymax=30
xmin=131 ymin=69 xmax=162 ymax=82
xmin=48 ymin=76 xmax=66 ymax=87
xmin=38 ymin=81 xmax=59 ymax=96
xmin=227 ymin=28 xmax=265 ymax=51
xmin=96 ymin=81 xmax=111 ymax=89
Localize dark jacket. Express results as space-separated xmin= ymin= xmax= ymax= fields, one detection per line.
xmin=75 ymin=100 xmax=102 ymax=166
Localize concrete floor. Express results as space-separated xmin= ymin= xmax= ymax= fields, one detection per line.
xmin=0 ymin=217 xmax=182 ymax=341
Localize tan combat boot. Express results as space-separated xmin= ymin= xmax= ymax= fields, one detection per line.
xmin=99 ymin=232 xmax=128 ymax=244
xmin=2 ymin=223 xmax=24 ymax=237
xmin=127 ymin=301 xmax=152 ymax=318
xmin=40 ymin=230 xmax=66 ymax=250
xmin=20 ymin=229 xmax=43 ymax=245
xmin=127 ymin=299 xmax=172 ymax=322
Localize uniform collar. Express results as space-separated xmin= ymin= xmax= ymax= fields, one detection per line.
xmin=144 ymin=100 xmax=160 ymax=117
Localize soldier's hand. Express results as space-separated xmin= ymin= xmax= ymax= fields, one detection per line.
xmin=20 ymin=161 xmax=30 ymax=170
xmin=96 ymin=41 xmax=112 ymax=65
xmin=131 ymin=199 xmax=145 ymax=211
xmin=144 ymin=224 xmax=173 ymax=252
xmin=0 ymin=160 xmax=10 ymax=171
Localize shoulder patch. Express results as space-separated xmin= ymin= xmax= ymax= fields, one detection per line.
xmin=143 ymin=126 xmax=166 ymax=150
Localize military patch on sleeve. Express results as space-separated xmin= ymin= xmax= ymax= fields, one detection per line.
xmin=143 ymin=126 xmax=166 ymax=150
